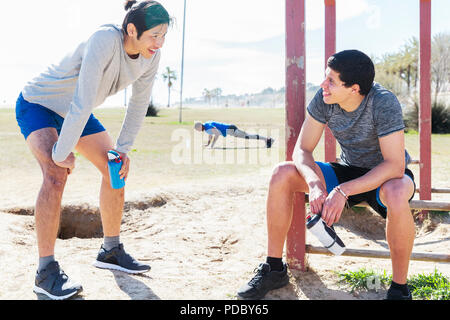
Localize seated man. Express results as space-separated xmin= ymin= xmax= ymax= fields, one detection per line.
xmin=237 ymin=50 xmax=416 ymax=300
xmin=194 ymin=121 xmax=274 ymax=148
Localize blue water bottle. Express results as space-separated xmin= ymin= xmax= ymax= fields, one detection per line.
xmin=107 ymin=150 xmax=125 ymax=189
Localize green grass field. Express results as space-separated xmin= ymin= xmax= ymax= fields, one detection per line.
xmin=1 ymin=106 xmax=449 ymax=192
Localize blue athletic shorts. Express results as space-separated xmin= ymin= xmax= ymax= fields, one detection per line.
xmin=15 ymin=92 xmax=105 ymax=140
xmin=316 ymin=161 xmax=416 ymax=219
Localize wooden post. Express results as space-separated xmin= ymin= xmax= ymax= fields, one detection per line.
xmin=324 ymin=0 xmax=337 ymax=163
xmin=285 ymin=0 xmax=307 ymax=271
xmin=419 ymin=0 xmax=432 ymax=217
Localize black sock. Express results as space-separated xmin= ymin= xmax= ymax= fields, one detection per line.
xmin=266 ymin=257 xmax=283 ymax=272
xmin=390 ymin=281 xmax=409 ymax=295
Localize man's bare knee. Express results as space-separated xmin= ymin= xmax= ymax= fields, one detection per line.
xmin=270 ymin=162 xmax=304 ymax=190
xmin=42 ymin=165 xmax=68 ymax=192
xmin=380 ymin=178 xmax=413 ymax=211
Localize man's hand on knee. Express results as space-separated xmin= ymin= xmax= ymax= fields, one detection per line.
xmin=115 ymin=151 xmax=130 ymax=181
xmin=54 ymin=152 xmax=76 ymax=175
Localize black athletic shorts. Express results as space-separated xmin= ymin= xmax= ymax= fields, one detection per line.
xmin=316 ymin=162 xmax=416 ymax=219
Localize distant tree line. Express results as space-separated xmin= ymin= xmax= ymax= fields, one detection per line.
xmin=374 ymin=32 xmax=450 ymax=133
xmin=374 ymin=32 xmax=450 ymax=101
xmin=202 ymin=88 xmax=222 ymax=105
xmin=196 ymin=84 xmax=319 ymax=107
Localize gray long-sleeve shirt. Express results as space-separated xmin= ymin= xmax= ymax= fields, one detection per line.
xmin=22 ymin=24 xmax=160 ymax=162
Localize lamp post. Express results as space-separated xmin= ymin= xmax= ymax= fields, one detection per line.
xmin=179 ymin=0 xmax=187 ymax=123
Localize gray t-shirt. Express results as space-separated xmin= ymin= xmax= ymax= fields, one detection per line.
xmin=307 ymin=83 xmax=406 ymax=169
xmin=22 ymin=24 xmax=160 ymax=162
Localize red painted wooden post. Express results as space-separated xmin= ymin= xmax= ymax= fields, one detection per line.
xmin=419 ymin=0 xmax=432 ymax=214
xmin=285 ymin=0 xmax=306 ymax=271
xmin=324 ymin=0 xmax=336 ymax=162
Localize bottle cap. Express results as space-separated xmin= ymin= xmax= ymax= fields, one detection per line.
xmin=108 ymin=150 xmax=120 ymax=159
xmin=306 ymin=214 xmax=321 ymax=229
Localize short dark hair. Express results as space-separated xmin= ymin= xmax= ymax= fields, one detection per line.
xmin=122 ymin=1 xmax=172 ymax=39
xmin=327 ymin=50 xmax=375 ymax=96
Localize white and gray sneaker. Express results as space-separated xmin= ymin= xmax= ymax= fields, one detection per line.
xmin=33 ymin=261 xmax=83 ymax=300
xmin=93 ymin=243 xmax=150 ymax=274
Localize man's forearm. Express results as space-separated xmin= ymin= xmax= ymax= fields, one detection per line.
xmin=340 ymin=160 xmax=404 ymax=197
xmin=293 ymin=149 xmax=322 ymax=190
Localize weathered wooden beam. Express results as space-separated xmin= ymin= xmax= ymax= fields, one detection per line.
xmin=416 ymin=188 xmax=450 ymax=194
xmin=306 ymin=245 xmax=450 ymax=263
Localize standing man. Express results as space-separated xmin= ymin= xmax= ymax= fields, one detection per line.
xmin=237 ymin=50 xmax=415 ymax=300
xmin=15 ymin=1 xmax=171 ymax=299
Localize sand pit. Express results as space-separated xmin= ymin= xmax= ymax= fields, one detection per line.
xmin=0 ymin=171 xmax=448 ymax=300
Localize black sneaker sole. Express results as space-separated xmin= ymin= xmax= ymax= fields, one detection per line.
xmin=93 ymin=260 xmax=150 ymax=274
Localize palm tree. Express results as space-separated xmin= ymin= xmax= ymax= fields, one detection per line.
xmin=398 ymin=37 xmax=419 ymax=94
xmin=162 ymin=67 xmax=177 ymax=108
xmin=431 ymin=32 xmax=450 ymax=103
xmin=212 ymin=88 xmax=222 ymax=105
xmin=202 ymin=88 xmax=212 ymax=105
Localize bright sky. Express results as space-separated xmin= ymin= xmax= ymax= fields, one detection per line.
xmin=0 ymin=0 xmax=449 ymax=106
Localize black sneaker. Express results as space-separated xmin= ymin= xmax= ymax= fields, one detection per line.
xmin=266 ymin=138 xmax=274 ymax=148
xmin=33 ymin=261 xmax=83 ymax=300
xmin=385 ymin=285 xmax=413 ymax=300
xmin=237 ymin=263 xmax=289 ymax=300
xmin=93 ymin=243 xmax=150 ymax=274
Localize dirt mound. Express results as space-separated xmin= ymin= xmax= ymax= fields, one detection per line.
xmin=337 ymin=206 xmax=450 ymax=240
xmin=414 ymin=212 xmax=450 ymax=236
xmin=2 ymin=194 xmax=170 ymax=240
xmin=336 ymin=207 xmax=386 ymax=240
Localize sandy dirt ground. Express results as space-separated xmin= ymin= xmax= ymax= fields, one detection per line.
xmin=0 ymin=166 xmax=449 ymax=300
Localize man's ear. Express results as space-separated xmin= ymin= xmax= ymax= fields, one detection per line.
xmin=126 ymin=23 xmax=137 ymax=37
xmin=351 ymin=84 xmax=361 ymax=94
